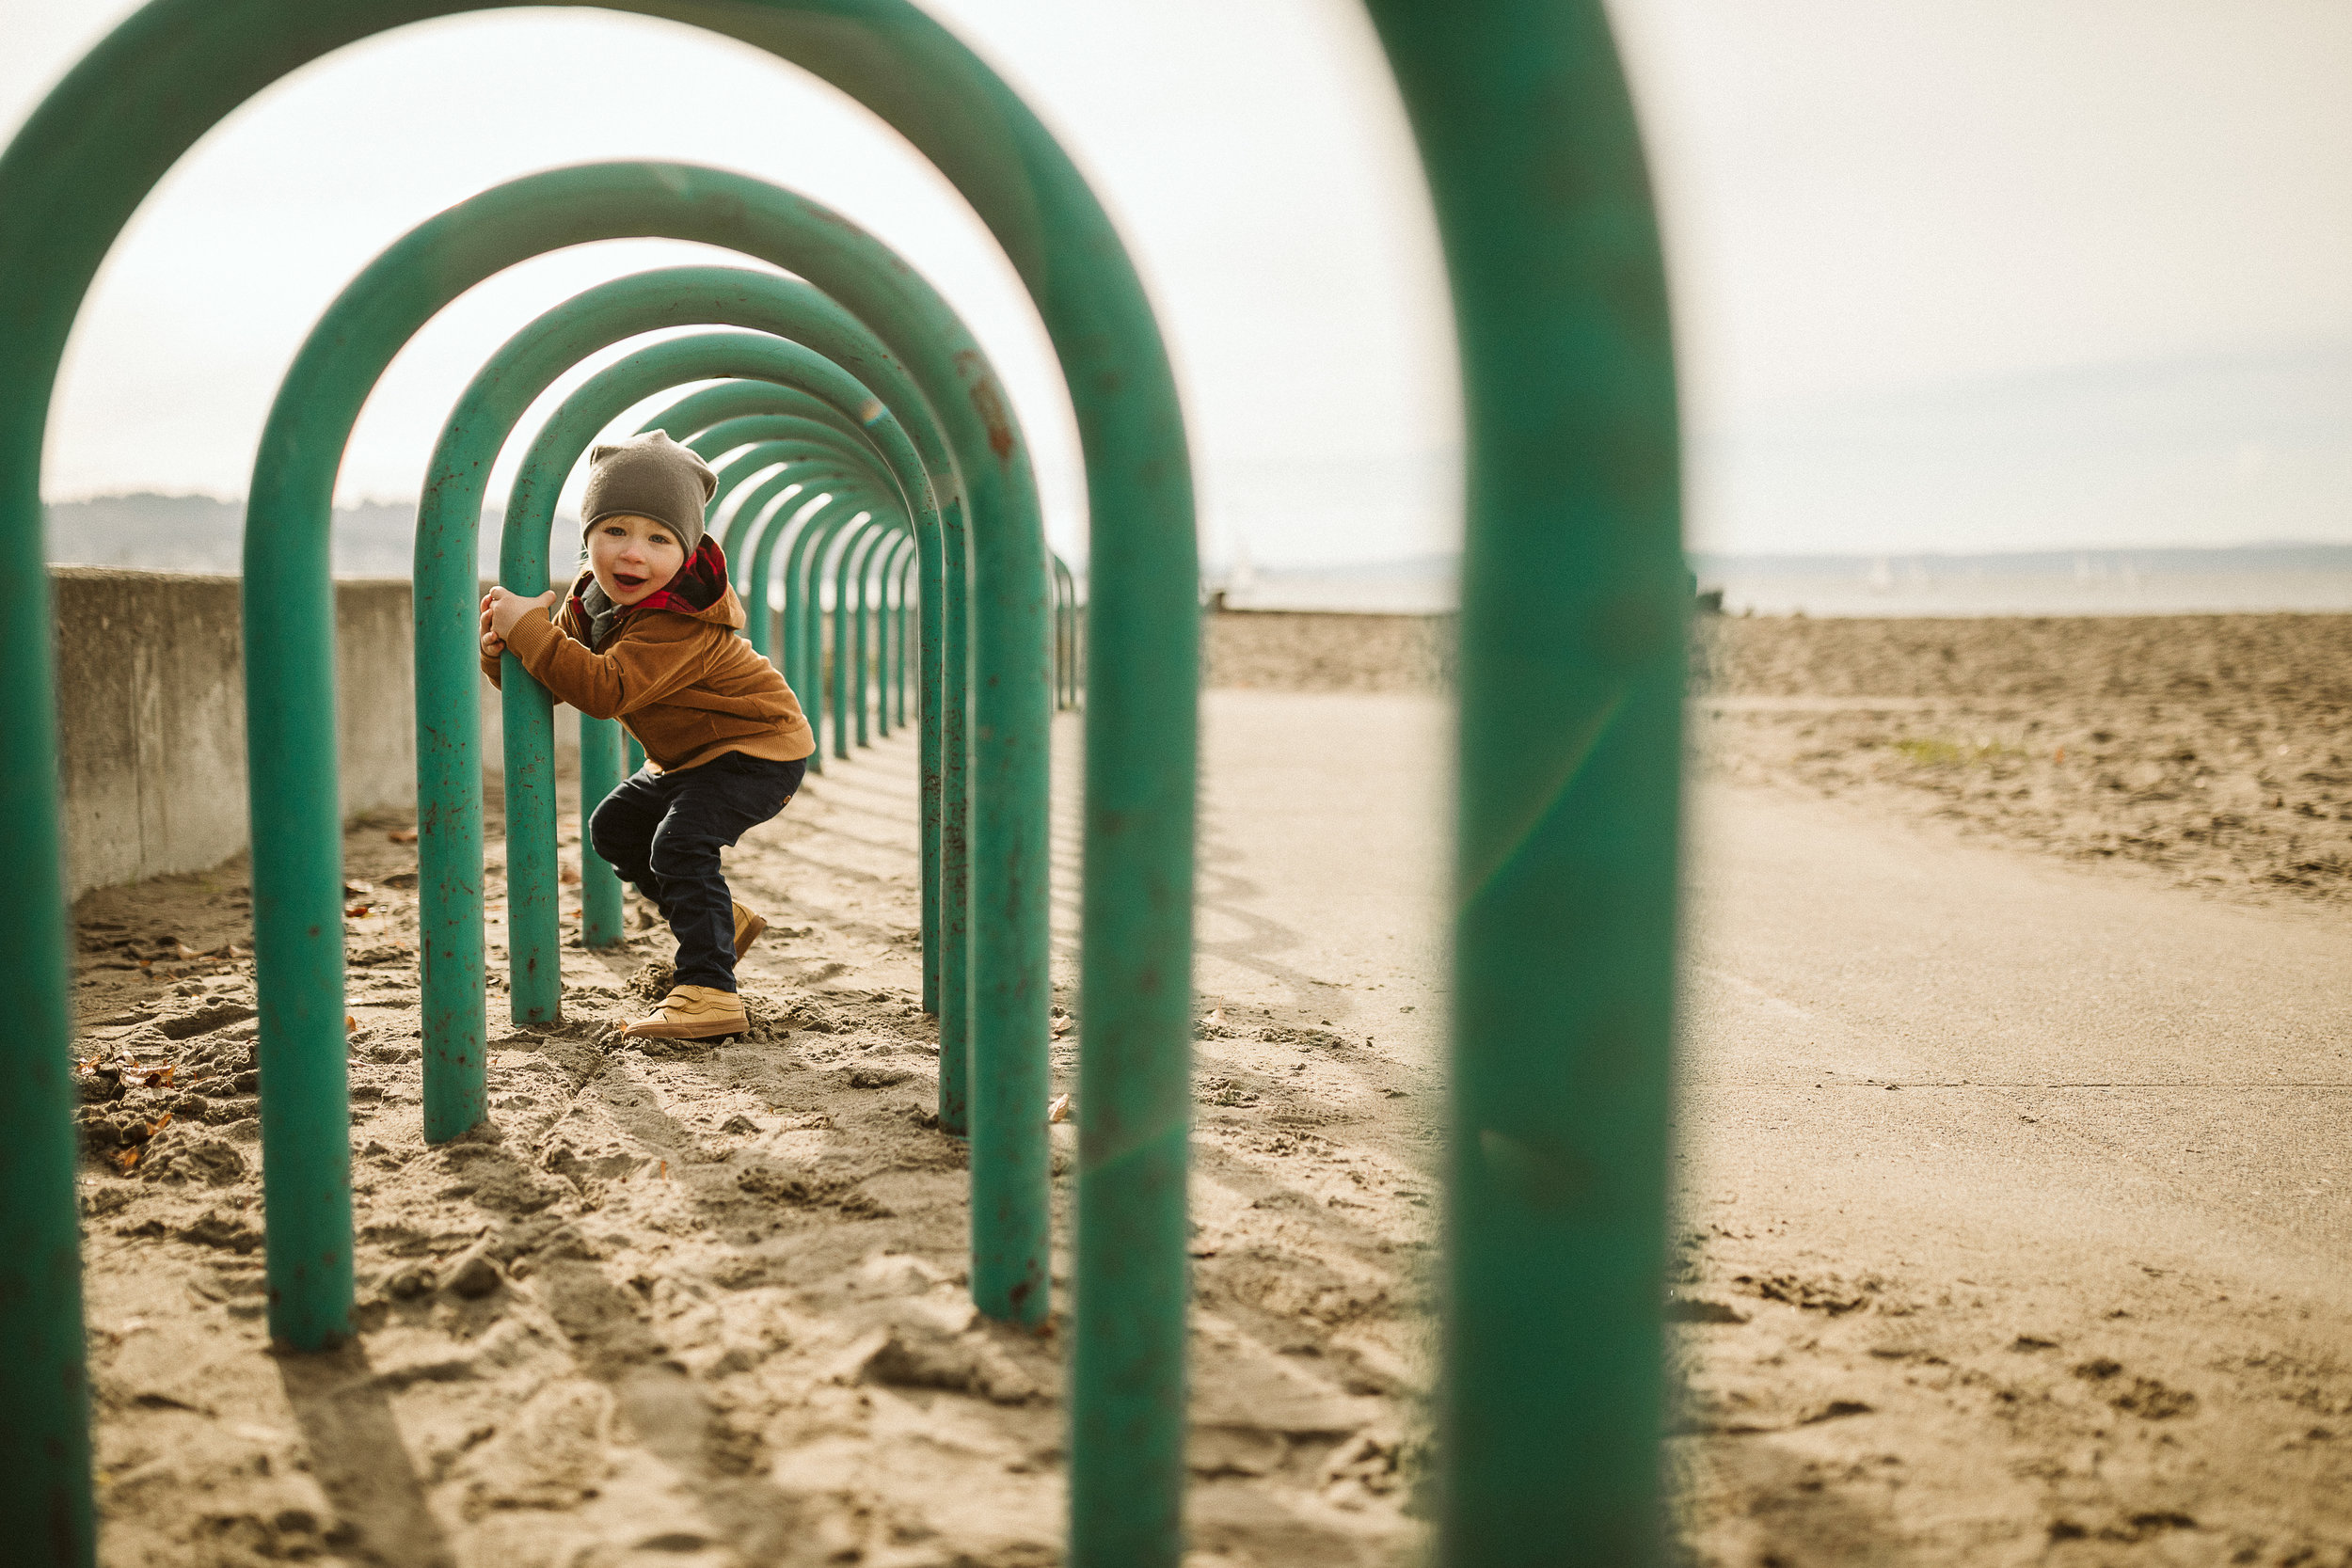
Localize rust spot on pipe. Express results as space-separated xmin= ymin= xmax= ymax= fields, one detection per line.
xmin=970 ymin=381 xmax=1014 ymax=463
xmin=956 ymin=353 xmax=1017 ymax=463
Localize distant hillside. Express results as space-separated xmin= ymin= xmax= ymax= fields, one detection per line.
xmin=1212 ymin=543 xmax=2352 ymax=616
xmin=43 ymin=493 xmax=553 ymax=578
xmin=1689 ymin=543 xmax=2352 ymax=579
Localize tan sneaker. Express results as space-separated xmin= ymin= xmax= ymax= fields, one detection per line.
xmin=732 ymin=900 xmax=767 ymax=960
xmin=624 ymin=984 xmax=749 ymax=1040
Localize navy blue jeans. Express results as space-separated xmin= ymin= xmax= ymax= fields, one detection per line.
xmin=589 ymin=751 xmax=805 ymax=991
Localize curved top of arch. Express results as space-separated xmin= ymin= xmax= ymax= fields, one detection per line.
xmin=3 ymin=5 xmax=1184 ymax=546
xmin=407 ymin=284 xmax=930 ymax=603
xmin=492 ymin=319 xmax=934 ymax=587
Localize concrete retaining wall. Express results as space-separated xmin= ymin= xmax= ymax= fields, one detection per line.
xmin=52 ymin=568 xmax=588 ymax=897
xmin=53 ymin=569 xmax=426 ymax=897
xmin=52 ymin=570 xmax=1453 ymax=895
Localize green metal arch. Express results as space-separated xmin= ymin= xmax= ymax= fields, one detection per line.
xmin=829 ymin=512 xmax=910 ymax=756
xmin=490 ymin=334 xmax=947 ymax=1028
xmin=422 ymin=282 xmax=940 ymax=1120
xmin=0 ymin=5 xmax=1688 ymax=1567
xmin=875 ymin=530 xmax=921 ymax=735
xmin=1364 ymin=4 xmax=1684 ymax=1563
xmin=4 ymin=6 xmax=1195 ymax=1547
xmin=499 ymin=372 xmax=924 ymax=1017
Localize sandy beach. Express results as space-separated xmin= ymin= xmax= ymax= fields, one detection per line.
xmin=60 ymin=610 xmax=2352 ymax=1564
xmin=1692 ymin=613 xmax=2352 ymax=907
xmin=68 ymin=691 xmax=1444 ymax=1568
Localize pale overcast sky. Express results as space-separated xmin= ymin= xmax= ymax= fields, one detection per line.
xmin=9 ymin=1 xmax=2352 ymax=562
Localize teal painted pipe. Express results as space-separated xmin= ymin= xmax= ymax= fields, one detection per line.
xmin=578 ymin=710 xmax=625 ymax=947
xmin=1363 ymin=2 xmax=1684 ymax=1562
xmin=708 ymin=445 xmax=868 ymax=565
xmin=663 ymin=409 xmax=920 ymax=665
xmin=876 ymin=532 xmax=916 ymax=737
xmin=707 ymin=446 xmax=789 ymax=521
xmin=790 ymin=506 xmax=867 ymax=770
xmin=782 ymin=508 xmax=845 ymax=765
xmin=833 ymin=521 xmax=870 ymax=752
xmin=1050 ymin=554 xmax=1065 ymax=710
xmin=1073 ymin=558 xmax=1087 ymax=708
xmin=735 ymin=470 xmax=818 ymax=661
xmin=296 ymin=159 xmax=1021 ymax=1184
xmin=763 ymin=482 xmax=946 ymax=1023
xmin=853 ymin=528 xmax=906 ymax=747
xmin=898 ymin=537 xmax=919 ymax=730
xmin=1064 ymin=556 xmax=1086 ymax=709
xmin=887 ymin=535 xmax=914 ymax=724
xmin=864 ymin=530 xmax=907 ymax=743
xmin=874 ymin=533 xmax=902 ymax=738
xmin=815 ymin=508 xmax=867 ymax=752
xmin=724 ymin=446 xmax=907 ymax=597
xmin=901 ymin=534 xmax=916 ymax=727
xmin=707 ymin=438 xmax=885 ymax=564
xmin=1051 ymin=553 xmax=1076 ymax=710
xmin=1056 ymin=559 xmax=1067 ymax=709
xmin=4 ymin=2 xmax=1185 ymax=1543
xmin=875 ymin=534 xmax=906 ymax=737
xmin=681 ymin=401 xmax=890 ymax=479
xmin=934 ymin=499 xmax=973 ymax=1132
xmin=507 ymin=474 xmax=890 ymax=1027
xmin=724 ymin=467 xmax=813 ymax=659
xmin=704 ymin=445 xmax=799 ymax=543
xmin=856 ymin=521 xmax=906 ymax=743
xmin=425 ymin=311 xmax=926 ymax=1088
xmin=711 ymin=454 xmax=877 ymax=673
xmin=202 ymin=163 xmax=1004 ymax=1184
xmin=691 ymin=410 xmax=884 ymax=503
xmin=739 ymin=480 xmax=831 ymax=660
xmin=497 ymin=633 xmax=563 ymax=1023
xmin=463 ymin=301 xmax=932 ymax=1037
xmin=706 ymin=444 xmax=835 ymax=540
xmin=831 ymin=517 xmax=887 ymax=759
xmin=754 ymin=474 xmax=898 ymax=685
xmin=667 ymin=388 xmax=887 ymax=454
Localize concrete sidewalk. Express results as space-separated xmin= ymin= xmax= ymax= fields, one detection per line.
xmin=1677 ymin=771 xmax=2352 ymax=1559
xmin=1186 ymin=689 xmax=2352 ymax=1559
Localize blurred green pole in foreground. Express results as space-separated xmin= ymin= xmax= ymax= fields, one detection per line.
xmin=1362 ymin=1 xmax=1686 ymax=1562
xmin=0 ymin=0 xmax=1191 ymax=1554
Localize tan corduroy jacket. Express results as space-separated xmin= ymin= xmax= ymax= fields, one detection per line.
xmin=485 ymin=569 xmax=815 ymax=771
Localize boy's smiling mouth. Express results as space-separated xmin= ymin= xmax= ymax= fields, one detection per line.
xmin=587 ymin=513 xmax=686 ymax=603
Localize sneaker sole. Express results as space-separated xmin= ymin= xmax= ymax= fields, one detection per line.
xmin=623 ymin=1021 xmax=749 ymax=1040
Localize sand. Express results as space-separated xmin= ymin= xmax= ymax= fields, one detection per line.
xmin=65 ymin=610 xmax=2352 ymax=1565
xmin=1669 ymin=779 xmax=2352 ymax=1566
xmin=1692 ymin=613 xmax=2352 ymax=906
xmin=1200 ymin=610 xmax=1451 ymax=694
xmin=68 ymin=713 xmax=1435 ymax=1568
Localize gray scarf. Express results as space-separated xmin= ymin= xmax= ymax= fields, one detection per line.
xmin=580 ymin=578 xmax=627 ymax=650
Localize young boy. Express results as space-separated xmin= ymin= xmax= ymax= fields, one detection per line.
xmin=481 ymin=430 xmax=815 ymax=1040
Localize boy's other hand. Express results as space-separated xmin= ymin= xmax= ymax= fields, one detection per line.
xmin=485 ymin=586 xmax=560 ymax=641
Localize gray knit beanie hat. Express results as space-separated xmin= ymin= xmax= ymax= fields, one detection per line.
xmin=580 ymin=430 xmax=718 ymax=552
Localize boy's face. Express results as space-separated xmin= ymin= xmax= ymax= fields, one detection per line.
xmin=587 ymin=514 xmax=688 ymax=606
